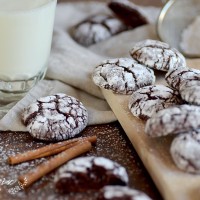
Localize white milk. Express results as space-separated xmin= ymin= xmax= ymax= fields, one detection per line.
xmin=0 ymin=0 xmax=57 ymax=80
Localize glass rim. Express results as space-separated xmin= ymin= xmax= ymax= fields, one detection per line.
xmin=0 ymin=0 xmax=57 ymax=14
xmin=157 ymin=0 xmax=200 ymax=58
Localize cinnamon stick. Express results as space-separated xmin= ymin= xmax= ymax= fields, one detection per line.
xmin=18 ymin=140 xmax=92 ymax=188
xmin=8 ymin=136 xmax=97 ymax=165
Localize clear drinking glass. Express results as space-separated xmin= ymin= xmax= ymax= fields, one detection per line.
xmin=0 ymin=0 xmax=57 ymax=109
xmin=157 ymin=0 xmax=200 ymax=57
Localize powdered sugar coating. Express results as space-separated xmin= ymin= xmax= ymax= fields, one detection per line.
xmin=129 ymin=85 xmax=182 ymax=120
xmin=55 ymin=156 xmax=128 ymax=182
xmin=145 ymin=105 xmax=200 ymax=137
xmin=0 ymin=122 xmax=153 ymax=199
xmin=54 ymin=156 xmax=129 ymax=193
xmin=165 ymin=67 xmax=200 ymax=105
xmin=180 ymin=86 xmax=200 ymax=105
xmin=165 ymin=67 xmax=200 ymax=90
xmin=130 ymin=39 xmax=186 ymax=71
xmin=180 ymin=81 xmax=200 ymax=105
xmin=170 ymin=130 xmax=200 ymax=173
xmin=98 ymin=186 xmax=152 ymax=200
xmin=71 ymin=14 xmax=127 ymax=47
xmin=92 ymin=58 xmax=155 ymax=94
xmin=22 ymin=93 xmax=88 ymax=141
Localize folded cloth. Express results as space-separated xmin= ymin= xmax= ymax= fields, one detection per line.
xmin=0 ymin=2 xmax=160 ymax=132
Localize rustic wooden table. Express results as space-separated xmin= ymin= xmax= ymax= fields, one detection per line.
xmin=0 ymin=1 xmax=163 ymax=200
xmin=0 ymin=123 xmax=163 ymax=200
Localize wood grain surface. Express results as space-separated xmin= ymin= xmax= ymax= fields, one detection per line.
xmin=102 ymin=60 xmax=200 ymax=200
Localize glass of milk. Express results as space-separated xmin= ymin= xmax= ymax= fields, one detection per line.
xmin=0 ymin=0 xmax=57 ymax=106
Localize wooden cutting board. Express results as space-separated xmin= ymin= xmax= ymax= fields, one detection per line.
xmin=102 ymin=59 xmax=200 ymax=200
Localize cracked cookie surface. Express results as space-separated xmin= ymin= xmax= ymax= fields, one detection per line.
xmin=130 ymin=39 xmax=186 ymax=71
xmin=180 ymin=82 xmax=200 ymax=105
xmin=165 ymin=67 xmax=200 ymax=90
xmin=128 ymin=85 xmax=182 ymax=120
xmin=22 ymin=93 xmax=88 ymax=141
xmin=170 ymin=130 xmax=200 ymax=174
xmin=92 ymin=58 xmax=155 ymax=94
xmin=54 ymin=156 xmax=128 ymax=193
xmin=97 ymin=185 xmax=152 ymax=200
xmin=165 ymin=68 xmax=200 ymax=105
xmin=71 ymin=14 xmax=127 ymax=47
xmin=145 ymin=105 xmax=200 ymax=137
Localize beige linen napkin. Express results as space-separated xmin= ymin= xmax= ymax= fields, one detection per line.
xmin=0 ymin=2 xmax=160 ymax=131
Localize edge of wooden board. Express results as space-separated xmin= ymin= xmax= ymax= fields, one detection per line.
xmin=102 ymin=89 xmax=200 ymax=200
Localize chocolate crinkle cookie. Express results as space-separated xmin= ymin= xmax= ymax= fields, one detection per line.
xmin=108 ymin=0 xmax=148 ymax=28
xmin=145 ymin=104 xmax=200 ymax=137
xmin=130 ymin=39 xmax=186 ymax=72
xmin=170 ymin=130 xmax=200 ymax=174
xmin=71 ymin=14 xmax=127 ymax=47
xmin=128 ymin=85 xmax=182 ymax=120
xmin=165 ymin=67 xmax=200 ymax=105
xmin=22 ymin=93 xmax=88 ymax=141
xmin=54 ymin=156 xmax=129 ymax=193
xmin=92 ymin=58 xmax=155 ymax=94
xmin=165 ymin=67 xmax=200 ymax=90
xmin=179 ymin=81 xmax=200 ymax=106
xmin=97 ymin=186 xmax=152 ymax=200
